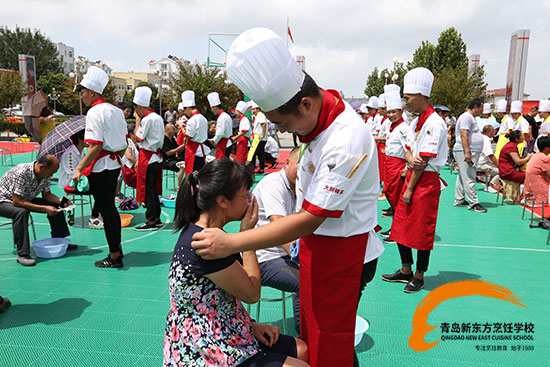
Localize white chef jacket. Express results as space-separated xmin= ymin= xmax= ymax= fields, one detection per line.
xmin=186 ymin=112 xmax=208 ymax=143
xmin=122 ymin=138 xmax=139 ymax=169
xmin=58 ymin=144 xmax=86 ymax=188
xmin=253 ymin=112 xmax=268 ymax=141
xmin=213 ymin=111 xmax=233 ymax=144
xmin=514 ymin=116 xmax=530 ymax=134
xmin=366 ymin=113 xmax=378 ymax=135
xmin=253 ymin=169 xmax=296 ymax=263
xmin=378 ymin=117 xmax=392 ymax=138
xmin=373 ymin=113 xmax=384 ymax=135
xmin=84 ymin=101 xmax=128 ymax=173
xmin=385 ymin=119 xmax=409 ymax=159
xmin=239 ymin=116 xmax=251 ymax=138
xmin=136 ymin=111 xmax=164 ymax=165
xmin=499 ymin=115 xmax=515 ymax=134
xmin=406 ymin=108 xmax=448 ymax=173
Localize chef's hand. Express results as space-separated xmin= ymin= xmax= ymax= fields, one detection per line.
xmin=402 ymin=188 xmax=413 ymax=205
xmin=251 ymin=322 xmax=279 ymax=348
xmin=45 ymin=206 xmax=59 ymax=217
xmin=240 ymin=198 xmax=258 ymax=232
xmin=133 ymin=111 xmax=141 ymax=122
xmin=72 ymin=168 xmax=81 ymax=183
xmin=411 ymin=156 xmax=427 ymax=170
xmin=401 ymin=166 xmax=409 ymax=178
xmin=192 ymin=228 xmax=236 ymax=259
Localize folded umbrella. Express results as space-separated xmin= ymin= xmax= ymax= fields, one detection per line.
xmin=37 ymin=115 xmax=86 ymax=160
xmin=23 ymin=90 xmax=48 ymax=142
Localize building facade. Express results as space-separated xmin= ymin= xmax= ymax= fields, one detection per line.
xmin=74 ymin=56 xmax=113 ymax=77
xmin=112 ymin=72 xmax=161 ymax=103
xmin=54 ymin=42 xmax=75 ymax=76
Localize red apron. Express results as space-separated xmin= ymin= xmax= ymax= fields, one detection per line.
xmin=184 ymin=140 xmax=205 ymax=174
xmin=215 ymin=137 xmax=229 ymax=159
xmin=376 ymin=142 xmax=386 ymax=183
xmin=235 ymin=135 xmax=249 ymax=164
xmin=300 ymin=232 xmax=368 ymax=367
xmin=390 ymin=170 xmax=441 ymax=250
xmin=136 ymin=149 xmax=163 ymax=203
xmin=81 ymin=149 xmax=123 ymax=177
xmin=384 ymin=155 xmax=406 ymax=209
xmin=121 ymin=165 xmax=137 ymax=188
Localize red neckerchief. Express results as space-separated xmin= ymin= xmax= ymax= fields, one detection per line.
xmin=300 ymin=89 xmax=345 ymax=143
xmin=145 ymin=109 xmax=154 ymax=117
xmin=190 ymin=110 xmax=201 ymax=118
xmin=415 ymin=105 xmax=435 ymax=132
xmin=381 ymin=116 xmax=387 ymax=124
xmin=91 ymin=97 xmax=107 ymax=107
xmin=389 ymin=118 xmax=404 ymax=132
xmin=217 ymin=110 xmax=225 ymax=117
xmin=239 ymin=115 xmax=246 ymax=123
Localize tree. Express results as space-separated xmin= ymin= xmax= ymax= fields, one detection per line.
xmin=37 ymin=73 xmax=81 ymax=115
xmin=168 ymin=62 xmax=243 ymax=120
xmin=0 ymin=72 xmax=26 ymax=108
xmin=407 ymin=28 xmax=467 ymax=72
xmin=0 ymin=26 xmax=62 ymax=77
xmin=407 ymin=41 xmax=437 ymax=71
xmin=123 ymin=81 xmax=160 ymax=113
xmin=364 ymin=62 xmax=408 ymax=98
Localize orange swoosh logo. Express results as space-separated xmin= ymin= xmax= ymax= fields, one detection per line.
xmin=409 ymin=279 xmax=527 ymax=352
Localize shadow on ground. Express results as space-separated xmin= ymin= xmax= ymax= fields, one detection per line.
xmin=423 ymin=271 xmax=481 ymax=291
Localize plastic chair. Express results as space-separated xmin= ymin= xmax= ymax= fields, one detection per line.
xmin=66 ymin=191 xmax=94 ymax=228
xmin=163 ymin=170 xmax=177 ymax=191
xmin=495 ymin=179 xmax=521 ymax=204
xmin=253 ymin=288 xmax=294 ymax=334
xmin=31 ymin=144 xmax=41 ymax=160
xmin=521 ymin=192 xmax=546 ymax=226
xmin=0 ymin=212 xmax=37 ymax=249
xmin=0 ymin=149 xmax=14 ymax=166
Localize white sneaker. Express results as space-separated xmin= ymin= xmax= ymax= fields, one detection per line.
xmin=484 ymin=187 xmax=498 ymax=193
xmin=88 ymin=217 xmax=104 ymax=229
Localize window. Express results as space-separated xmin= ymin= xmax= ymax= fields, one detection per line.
xmin=163 ymin=71 xmax=167 ymax=77
xmin=161 ymin=64 xmax=167 ymax=70
xmin=69 ymin=51 xmax=73 ymax=58
xmin=127 ymin=85 xmax=133 ymax=91
xmin=118 ymin=84 xmax=125 ymax=90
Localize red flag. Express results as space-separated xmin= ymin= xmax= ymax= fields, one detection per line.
xmin=288 ymin=26 xmax=295 ymax=43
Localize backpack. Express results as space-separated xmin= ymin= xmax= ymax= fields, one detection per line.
xmin=119 ymin=196 xmax=139 ymax=211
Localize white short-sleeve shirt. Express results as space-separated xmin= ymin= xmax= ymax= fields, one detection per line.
xmin=84 ymin=101 xmax=128 ymax=173
xmin=58 ymin=145 xmax=86 ymax=188
xmin=253 ymin=112 xmax=268 ymax=141
xmin=406 ymin=108 xmax=448 ymax=173
xmin=385 ymin=119 xmax=409 ymax=159
xmin=239 ymin=116 xmax=251 ymax=138
xmin=136 ymin=112 xmax=165 ymax=165
xmin=454 ymin=111 xmax=484 ymax=152
xmin=213 ymin=111 xmax=233 ymax=143
xmin=253 ymin=169 xmax=296 ymax=263
xmin=478 ymin=135 xmax=495 ymax=166
xmin=514 ymin=116 xmax=530 ymax=134
xmin=122 ymin=138 xmax=139 ymax=169
xmin=185 ymin=112 xmax=208 ymax=143
xmin=499 ymin=115 xmax=515 ymax=134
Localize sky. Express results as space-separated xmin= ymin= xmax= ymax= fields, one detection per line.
xmin=2 ymin=0 xmax=550 ymax=100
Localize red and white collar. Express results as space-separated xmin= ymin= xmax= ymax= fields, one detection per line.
xmin=415 ymin=105 xmax=435 ymax=132
xmin=91 ymin=97 xmax=107 ymax=107
xmin=300 ymin=89 xmax=345 ymax=143
xmin=389 ymin=118 xmax=404 ymax=132
xmin=144 ymin=108 xmax=155 ymax=117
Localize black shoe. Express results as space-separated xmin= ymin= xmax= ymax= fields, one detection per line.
xmin=155 ymin=219 xmax=164 ymax=228
xmin=382 ymin=237 xmax=396 ymax=244
xmin=0 ymin=296 xmax=11 ymax=313
xmin=135 ymin=222 xmax=159 ymax=231
xmin=67 ymin=244 xmax=78 ymax=250
xmin=381 ymin=207 xmax=392 ymax=213
xmin=380 ymin=229 xmax=391 ymax=237
xmin=454 ymin=200 xmax=469 ymax=207
xmin=94 ymin=255 xmax=123 ymax=268
xmin=381 ymin=269 xmax=413 ymax=283
xmin=404 ymin=277 xmax=424 ymax=293
xmin=469 ymin=203 xmax=488 ymax=213
xmin=381 ymin=208 xmax=394 ymax=217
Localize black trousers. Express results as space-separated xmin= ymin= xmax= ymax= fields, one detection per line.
xmin=0 ymin=198 xmax=70 ymax=257
xmin=88 ymin=169 xmax=121 ymax=253
xmin=249 ymin=140 xmax=267 ymax=170
xmin=397 ymin=243 xmax=431 ymax=272
xmin=145 ymin=162 xmax=161 ymax=222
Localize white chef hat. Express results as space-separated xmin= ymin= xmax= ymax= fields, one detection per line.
xmin=358 ymin=103 xmax=369 ymax=114
xmin=384 ymin=84 xmax=400 ymax=94
xmin=483 ymin=103 xmax=491 ymax=114
xmin=177 ymin=102 xmax=184 ymax=111
xmin=539 ymin=100 xmax=550 ymax=113
xmin=226 ymin=27 xmax=305 ymax=112
xmin=497 ymin=99 xmax=507 ymax=113
xmin=250 ymin=100 xmax=260 ymax=109
xmin=367 ymin=96 xmax=379 ymax=109
xmin=510 ymin=100 xmax=522 ymax=113
xmin=79 ymin=66 xmax=109 ymax=95
xmin=386 ymin=91 xmax=403 ymax=111
xmin=133 ymin=86 xmax=152 ymax=108
xmin=181 ymin=90 xmax=195 ymax=108
xmin=403 ymin=67 xmax=434 ymax=97
xmin=378 ymin=94 xmax=386 ymax=108
xmin=207 ymin=92 xmax=221 ymax=107
xmin=235 ymin=101 xmax=250 ymax=114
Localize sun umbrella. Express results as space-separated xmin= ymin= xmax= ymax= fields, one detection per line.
xmin=23 ymin=90 xmax=48 ymax=142
xmin=37 ymin=115 xmax=86 ymax=160
xmin=476 ymin=117 xmax=500 ymax=130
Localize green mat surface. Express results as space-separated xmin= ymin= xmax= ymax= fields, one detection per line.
xmin=0 ymin=152 xmax=548 ymax=366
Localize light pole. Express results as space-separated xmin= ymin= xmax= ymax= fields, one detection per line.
xmin=157 ymin=70 xmax=163 ymax=116
xmin=69 ymin=68 xmax=83 ymax=115
xmin=49 ymin=88 xmax=60 ymax=112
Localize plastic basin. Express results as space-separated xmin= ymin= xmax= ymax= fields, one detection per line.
xmin=120 ymin=213 xmax=134 ymax=227
xmin=31 ymin=238 xmax=70 ymax=259
xmin=162 ymin=198 xmax=176 ymax=208
xmin=355 ymin=316 xmax=370 ymax=346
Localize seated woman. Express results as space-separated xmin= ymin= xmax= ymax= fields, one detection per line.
xmin=164 ymin=159 xmax=308 ymax=367
xmin=524 ymin=136 xmax=550 ymax=203
xmin=498 ymin=130 xmax=533 ymax=184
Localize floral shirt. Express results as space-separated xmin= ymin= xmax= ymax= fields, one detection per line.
xmin=164 ymin=223 xmax=259 ymax=366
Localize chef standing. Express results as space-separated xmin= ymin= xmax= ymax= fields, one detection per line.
xmin=247 ymin=101 xmax=269 ymax=173
xmin=133 ymin=86 xmax=164 ymax=231
xmin=181 ymin=90 xmax=208 ymax=174
xmin=191 ymin=27 xmax=383 ymax=367
xmin=232 ymin=101 xmax=251 ymax=164
xmin=72 ymin=66 xmax=127 ymax=268
xmin=207 ymin=92 xmax=233 ymax=159
xmin=382 ymin=67 xmax=448 ymax=293
xmin=365 ymin=96 xmax=379 ymax=134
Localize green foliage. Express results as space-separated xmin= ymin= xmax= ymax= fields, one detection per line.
xmin=123 ymin=81 xmax=160 ymax=113
xmin=364 ymin=63 xmax=408 ymax=98
xmin=407 ymin=41 xmax=437 ymax=71
xmin=407 ymin=28 xmax=467 ymax=72
xmin=0 ymin=115 xmax=30 ymax=136
xmin=37 ymin=73 xmax=81 ymax=115
xmin=0 ymin=26 xmax=63 ymax=77
xmin=0 ymin=72 xmax=26 ymax=108
xmin=168 ymin=63 xmax=243 ymax=120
